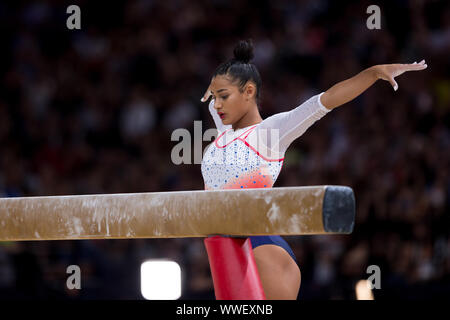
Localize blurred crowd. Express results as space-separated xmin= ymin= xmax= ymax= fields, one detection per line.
xmin=0 ymin=0 xmax=449 ymax=299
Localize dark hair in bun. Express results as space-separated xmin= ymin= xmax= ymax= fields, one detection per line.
xmin=233 ymin=39 xmax=254 ymax=64
xmin=213 ymin=39 xmax=262 ymax=104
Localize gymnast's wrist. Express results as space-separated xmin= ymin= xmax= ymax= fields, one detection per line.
xmin=369 ymin=65 xmax=382 ymax=81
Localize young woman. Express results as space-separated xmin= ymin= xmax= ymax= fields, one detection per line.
xmin=200 ymin=39 xmax=427 ymax=299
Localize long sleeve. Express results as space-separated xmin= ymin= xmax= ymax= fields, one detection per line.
xmin=208 ymin=98 xmax=232 ymax=133
xmin=257 ymin=92 xmax=331 ymax=154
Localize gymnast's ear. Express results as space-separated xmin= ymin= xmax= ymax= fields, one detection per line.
xmin=243 ymin=81 xmax=256 ymax=100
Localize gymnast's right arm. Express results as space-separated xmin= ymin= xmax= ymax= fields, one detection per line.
xmin=208 ymin=98 xmax=231 ymax=133
xmin=200 ymin=85 xmax=232 ymax=133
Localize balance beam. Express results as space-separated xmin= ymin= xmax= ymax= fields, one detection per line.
xmin=0 ymin=185 xmax=355 ymax=241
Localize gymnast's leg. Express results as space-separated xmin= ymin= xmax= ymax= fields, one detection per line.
xmin=253 ymin=244 xmax=301 ymax=300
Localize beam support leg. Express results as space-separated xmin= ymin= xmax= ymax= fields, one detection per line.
xmin=204 ymin=235 xmax=266 ymax=300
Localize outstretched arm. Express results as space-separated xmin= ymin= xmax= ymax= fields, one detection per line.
xmin=320 ymin=60 xmax=428 ymax=110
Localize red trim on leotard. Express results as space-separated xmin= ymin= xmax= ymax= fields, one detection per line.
xmin=241 ymin=140 xmax=284 ymax=162
xmin=214 ymin=125 xmax=284 ymax=162
xmin=214 ymin=125 xmax=257 ymax=148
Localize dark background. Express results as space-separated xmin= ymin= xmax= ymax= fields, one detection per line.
xmin=0 ymin=0 xmax=449 ymax=299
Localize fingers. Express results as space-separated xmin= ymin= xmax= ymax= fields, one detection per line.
xmin=389 ymin=77 xmax=399 ymax=91
xmin=200 ymin=91 xmax=210 ymax=102
xmin=408 ymin=59 xmax=427 ymax=70
xmin=200 ymin=86 xmax=212 ymax=102
xmin=389 ymin=59 xmax=427 ymax=92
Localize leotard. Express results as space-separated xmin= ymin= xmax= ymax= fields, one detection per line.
xmin=201 ymin=92 xmax=331 ymax=262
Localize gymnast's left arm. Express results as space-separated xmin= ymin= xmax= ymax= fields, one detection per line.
xmin=320 ymin=60 xmax=428 ymax=110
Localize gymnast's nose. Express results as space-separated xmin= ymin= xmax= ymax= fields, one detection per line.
xmin=213 ymin=99 xmax=222 ymax=110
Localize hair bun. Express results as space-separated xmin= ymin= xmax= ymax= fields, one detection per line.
xmin=233 ymin=39 xmax=254 ymax=64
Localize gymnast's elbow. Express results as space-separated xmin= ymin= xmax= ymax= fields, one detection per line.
xmin=319 ymin=92 xmax=336 ymax=110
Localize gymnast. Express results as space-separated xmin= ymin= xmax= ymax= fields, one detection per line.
xmin=200 ymin=39 xmax=427 ymax=299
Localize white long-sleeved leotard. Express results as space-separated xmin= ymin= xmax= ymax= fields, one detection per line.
xmin=201 ymin=92 xmax=332 ymax=190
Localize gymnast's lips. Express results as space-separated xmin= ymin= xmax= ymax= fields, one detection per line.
xmin=218 ymin=112 xmax=226 ymax=119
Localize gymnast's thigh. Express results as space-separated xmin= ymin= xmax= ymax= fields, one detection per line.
xmin=249 ymin=235 xmax=298 ymax=264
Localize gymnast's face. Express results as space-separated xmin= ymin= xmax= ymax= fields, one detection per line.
xmin=209 ymin=74 xmax=257 ymax=126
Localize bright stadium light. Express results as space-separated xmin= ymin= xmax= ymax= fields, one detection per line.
xmin=355 ymin=280 xmax=374 ymax=300
xmin=141 ymin=260 xmax=182 ymax=300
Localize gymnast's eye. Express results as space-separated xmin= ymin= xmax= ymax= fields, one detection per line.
xmin=221 ymin=95 xmax=229 ymax=100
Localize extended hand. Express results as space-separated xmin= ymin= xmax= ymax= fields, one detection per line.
xmin=375 ymin=60 xmax=427 ymax=91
